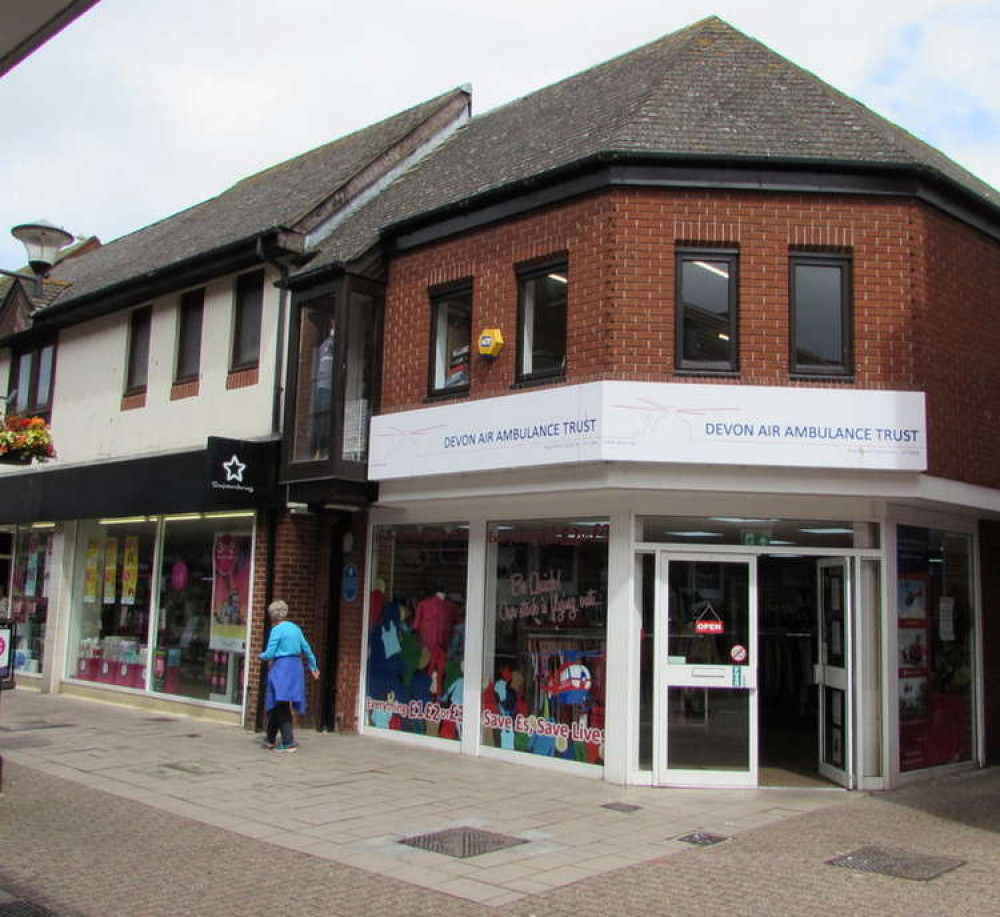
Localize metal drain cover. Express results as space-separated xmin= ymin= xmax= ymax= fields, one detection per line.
xmin=677 ymin=831 xmax=730 ymax=846
xmin=602 ymin=802 xmax=642 ymax=813
xmin=0 ymin=902 xmax=60 ymax=916
xmin=827 ymin=845 xmax=965 ymax=881
xmin=400 ymin=826 xmax=528 ymax=859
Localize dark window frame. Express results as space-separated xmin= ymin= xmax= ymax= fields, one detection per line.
xmin=125 ymin=305 xmax=153 ymax=396
xmin=427 ymin=280 xmax=473 ymax=397
xmin=789 ymin=253 xmax=854 ymax=377
xmin=231 ymin=269 xmax=265 ymax=372
xmin=8 ymin=339 xmax=57 ymax=420
xmin=280 ymin=274 xmax=384 ymax=485
xmin=175 ymin=288 xmax=205 ymax=383
xmin=675 ymin=248 xmax=739 ymax=373
xmin=516 ymin=257 xmax=569 ymax=384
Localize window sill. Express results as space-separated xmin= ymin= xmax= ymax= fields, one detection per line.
xmin=425 ymin=388 xmax=470 ymax=404
xmin=226 ymin=366 xmax=259 ymax=390
xmin=790 ymin=372 xmax=854 ymax=384
xmin=510 ymin=373 xmax=566 ymax=391
xmin=674 ymin=369 xmax=740 ymax=380
xmin=170 ymin=379 xmax=200 ymax=400
xmin=121 ymin=392 xmax=147 ymax=411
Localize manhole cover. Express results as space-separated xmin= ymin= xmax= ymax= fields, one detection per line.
xmin=602 ymin=802 xmax=642 ymax=813
xmin=0 ymin=902 xmax=60 ymax=916
xmin=676 ymin=831 xmax=730 ymax=846
xmin=400 ymin=826 xmax=528 ymax=859
xmin=827 ymin=845 xmax=965 ymax=881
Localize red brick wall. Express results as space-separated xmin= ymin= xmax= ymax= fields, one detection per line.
xmin=246 ymin=512 xmax=321 ymax=728
xmin=916 ymin=207 xmax=1000 ymax=489
xmin=245 ymin=510 xmax=370 ymax=733
xmin=381 ymin=187 xmax=1000 ymax=489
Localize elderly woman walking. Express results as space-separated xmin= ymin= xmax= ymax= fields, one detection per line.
xmin=260 ymin=599 xmax=319 ymax=752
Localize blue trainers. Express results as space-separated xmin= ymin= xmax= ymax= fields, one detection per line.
xmin=275 ymin=743 xmax=298 ymax=753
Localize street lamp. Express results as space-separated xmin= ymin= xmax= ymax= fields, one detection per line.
xmin=1 ymin=220 xmax=75 ymax=295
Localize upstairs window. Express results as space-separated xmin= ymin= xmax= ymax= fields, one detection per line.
xmin=429 ymin=283 xmax=472 ymax=395
xmin=790 ymin=254 xmax=853 ymax=376
xmin=125 ymin=305 xmax=152 ymax=395
xmin=10 ymin=341 xmax=55 ymax=419
xmin=175 ymin=288 xmax=204 ymax=383
xmin=291 ymin=294 xmax=336 ymax=463
xmin=676 ymin=250 xmax=738 ymax=372
xmin=517 ymin=260 xmax=568 ymax=382
xmin=231 ymin=269 xmax=264 ymax=371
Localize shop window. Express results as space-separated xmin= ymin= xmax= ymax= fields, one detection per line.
xmin=9 ymin=529 xmax=53 ymax=675
xmin=676 ymin=250 xmax=738 ymax=372
xmin=790 ymin=254 xmax=852 ymax=376
xmin=231 ymin=269 xmax=264 ymax=371
xmin=639 ymin=516 xmax=876 ymax=549
xmin=366 ymin=524 xmax=468 ymax=740
xmin=9 ymin=341 xmax=55 ymax=420
xmin=483 ymin=519 xmax=608 ymax=765
xmin=897 ymin=525 xmax=973 ymax=772
xmin=342 ymin=287 xmax=378 ymax=464
xmin=429 ymin=284 xmax=472 ymax=395
xmin=175 ymin=288 xmax=204 ymax=383
xmin=291 ymin=295 xmax=336 ymax=463
xmin=154 ymin=516 xmax=253 ymax=704
xmin=68 ymin=520 xmax=156 ymax=688
xmin=125 ymin=305 xmax=152 ymax=395
xmin=517 ymin=261 xmax=568 ymax=382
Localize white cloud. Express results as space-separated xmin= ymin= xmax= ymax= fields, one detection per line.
xmin=0 ymin=0 xmax=997 ymax=269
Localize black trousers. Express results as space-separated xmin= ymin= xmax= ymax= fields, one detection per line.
xmin=266 ymin=701 xmax=295 ymax=746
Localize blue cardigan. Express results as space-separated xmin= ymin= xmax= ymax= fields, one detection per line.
xmin=260 ymin=620 xmax=318 ymax=672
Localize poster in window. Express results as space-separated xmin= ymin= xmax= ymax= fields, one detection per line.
xmin=121 ymin=536 xmax=139 ymax=605
xmin=897 ymin=627 xmax=928 ymax=672
xmin=84 ymin=537 xmax=101 ymax=603
xmin=899 ymin=676 xmax=928 ymax=721
xmin=103 ymin=537 xmax=119 ymax=605
xmin=897 ymin=575 xmax=927 ymax=621
xmin=938 ymin=596 xmax=956 ymax=642
xmin=209 ymin=533 xmax=251 ymax=652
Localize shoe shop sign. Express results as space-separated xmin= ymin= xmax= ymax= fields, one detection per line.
xmin=369 ymin=381 xmax=926 ymax=479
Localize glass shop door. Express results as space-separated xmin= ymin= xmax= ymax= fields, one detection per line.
xmin=657 ymin=554 xmax=757 ymax=787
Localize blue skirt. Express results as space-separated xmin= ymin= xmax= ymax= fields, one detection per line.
xmin=265 ymin=655 xmax=307 ymax=714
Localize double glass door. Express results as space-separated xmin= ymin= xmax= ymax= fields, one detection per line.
xmin=654 ymin=553 xmax=853 ymax=788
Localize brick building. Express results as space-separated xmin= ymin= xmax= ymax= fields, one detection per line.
xmin=286 ymin=17 xmax=998 ymax=789
xmin=3 ymin=16 xmax=997 ymax=790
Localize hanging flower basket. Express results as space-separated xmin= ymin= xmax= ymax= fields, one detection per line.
xmin=0 ymin=415 xmax=56 ymax=465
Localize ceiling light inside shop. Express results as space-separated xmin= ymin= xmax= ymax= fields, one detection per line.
xmin=164 ymin=513 xmax=203 ymax=522
xmin=204 ymin=511 xmax=255 ymax=519
xmin=30 ymin=522 xmax=56 ymax=529
xmin=709 ymin=517 xmax=779 ymax=524
xmin=663 ymin=531 xmax=725 ymax=538
xmin=799 ymin=527 xmax=854 ymax=535
xmin=547 ymin=272 xmax=568 ymax=283
xmin=98 ymin=516 xmax=149 ymax=525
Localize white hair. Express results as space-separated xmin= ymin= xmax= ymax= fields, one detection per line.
xmin=267 ymin=600 xmax=289 ymax=621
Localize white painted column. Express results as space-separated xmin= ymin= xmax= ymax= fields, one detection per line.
xmin=602 ymin=508 xmax=634 ymax=785
xmin=41 ymin=522 xmax=76 ymax=694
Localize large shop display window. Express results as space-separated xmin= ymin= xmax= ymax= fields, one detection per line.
xmin=9 ymin=529 xmax=53 ymax=675
xmin=69 ymin=520 xmax=156 ymax=687
xmin=897 ymin=525 xmax=973 ymax=772
xmin=155 ymin=517 xmax=252 ymax=704
xmin=483 ymin=520 xmax=608 ymax=765
xmin=366 ymin=525 xmax=467 ymax=738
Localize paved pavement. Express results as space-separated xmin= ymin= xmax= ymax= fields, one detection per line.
xmin=0 ymin=688 xmax=998 ymax=916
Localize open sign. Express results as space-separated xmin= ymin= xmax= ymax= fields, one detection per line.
xmin=695 ymin=619 xmax=725 ymax=635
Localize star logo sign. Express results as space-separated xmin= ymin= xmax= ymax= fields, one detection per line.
xmin=222 ymin=454 xmax=246 ymax=483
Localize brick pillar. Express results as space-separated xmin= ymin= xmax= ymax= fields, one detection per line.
xmin=335 ymin=510 xmax=369 ymax=732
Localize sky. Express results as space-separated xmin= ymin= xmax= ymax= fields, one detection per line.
xmin=0 ymin=0 xmax=998 ymax=269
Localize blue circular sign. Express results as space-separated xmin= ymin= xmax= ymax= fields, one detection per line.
xmin=342 ymin=563 xmax=360 ymax=603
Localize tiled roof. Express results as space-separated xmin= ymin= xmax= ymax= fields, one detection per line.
xmin=44 ymin=87 xmax=469 ymax=308
xmin=302 ymin=16 xmax=1000 ymax=272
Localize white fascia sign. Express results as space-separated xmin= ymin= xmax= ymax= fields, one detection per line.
xmin=368 ymin=381 xmax=927 ymax=481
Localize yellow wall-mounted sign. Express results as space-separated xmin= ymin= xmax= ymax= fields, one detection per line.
xmin=477 ymin=327 xmax=504 ymax=359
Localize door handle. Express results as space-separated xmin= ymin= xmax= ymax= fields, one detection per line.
xmin=691 ymin=667 xmax=727 ymax=680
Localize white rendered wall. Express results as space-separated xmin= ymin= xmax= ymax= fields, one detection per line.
xmin=40 ymin=268 xmax=280 ymax=465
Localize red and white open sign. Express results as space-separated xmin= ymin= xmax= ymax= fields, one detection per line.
xmin=695 ymin=619 xmax=725 ymax=635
